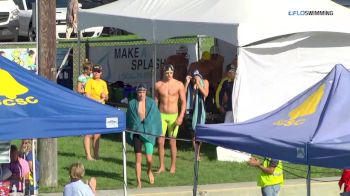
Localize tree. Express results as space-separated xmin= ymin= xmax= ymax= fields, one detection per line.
xmin=37 ymin=0 xmax=57 ymax=187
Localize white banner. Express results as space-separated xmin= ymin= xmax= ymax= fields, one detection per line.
xmin=0 ymin=48 xmax=37 ymax=74
xmin=89 ymin=43 xmax=198 ymax=88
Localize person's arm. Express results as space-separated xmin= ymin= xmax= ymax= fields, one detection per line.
xmin=85 ymin=80 xmax=93 ymax=99
xmin=101 ymin=81 xmax=109 ymax=102
xmin=257 ymin=163 xmax=276 ymax=175
xmin=248 ymin=157 xmax=276 ymax=175
xmin=220 ymin=92 xmax=228 ymax=113
xmin=197 ymin=79 xmax=209 ymax=99
xmin=88 ymin=177 xmax=97 ymax=195
xmin=28 ymin=160 xmax=33 ymax=172
xmin=77 ymin=82 xmax=84 ymax=94
xmin=176 ymin=83 xmax=186 ymax=125
xmin=154 ymin=82 xmax=160 ymax=106
xmin=184 ymin=75 xmax=191 ymax=93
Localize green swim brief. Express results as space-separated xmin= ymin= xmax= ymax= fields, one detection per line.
xmin=161 ymin=113 xmax=179 ymax=138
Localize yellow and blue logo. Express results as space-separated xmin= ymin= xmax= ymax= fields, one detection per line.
xmin=0 ymin=68 xmax=38 ymax=106
xmin=274 ymin=84 xmax=325 ymax=126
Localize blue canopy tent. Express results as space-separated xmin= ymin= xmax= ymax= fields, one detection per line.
xmin=0 ymin=56 xmax=125 ymax=139
xmin=0 ymin=56 xmax=127 ymax=193
xmin=196 ymin=64 xmax=350 ymax=195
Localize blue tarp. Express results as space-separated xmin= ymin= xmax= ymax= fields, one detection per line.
xmin=196 ymin=64 xmax=350 ymax=169
xmin=0 ymin=56 xmax=126 ymax=140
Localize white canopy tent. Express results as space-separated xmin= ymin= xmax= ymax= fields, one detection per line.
xmin=79 ymin=0 xmax=350 ymax=122
xmin=79 ymin=0 xmax=350 ymax=46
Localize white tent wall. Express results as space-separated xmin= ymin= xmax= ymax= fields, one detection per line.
xmin=233 ymin=32 xmax=350 ymax=122
xmin=79 ymin=0 xmax=350 ymax=46
xmin=236 ymin=0 xmax=350 ymax=46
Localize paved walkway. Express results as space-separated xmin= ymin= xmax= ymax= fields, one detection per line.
xmin=42 ymin=177 xmax=340 ymax=196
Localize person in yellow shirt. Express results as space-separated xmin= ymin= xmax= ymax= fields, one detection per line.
xmin=84 ymin=64 xmax=109 ymax=160
xmin=248 ymin=157 xmax=283 ymax=196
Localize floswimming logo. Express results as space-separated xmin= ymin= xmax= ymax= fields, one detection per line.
xmin=288 ymin=11 xmax=333 ymax=16
xmin=274 ymin=84 xmax=325 ymax=126
xmin=0 ymin=68 xmax=38 ymax=106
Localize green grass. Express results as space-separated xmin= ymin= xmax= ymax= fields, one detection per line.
xmin=17 ymin=134 xmax=340 ymax=193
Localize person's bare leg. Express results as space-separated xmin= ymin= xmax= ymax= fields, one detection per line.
xmin=192 ymin=137 xmax=196 ymax=150
xmin=197 ymin=142 xmax=202 ymax=161
xmin=156 ymin=137 xmax=165 ymax=174
xmin=84 ymin=135 xmax=94 ymax=160
xmin=146 ymin=154 xmax=154 ymax=184
xmin=169 ymin=138 xmax=177 ymax=174
xmin=88 ymin=177 xmax=97 ymax=194
xmin=193 ymin=137 xmax=201 ymax=161
xmin=66 ymin=26 xmax=72 ymax=39
xmin=135 ymin=152 xmax=142 ymax=188
xmin=93 ymin=134 xmax=101 ymax=160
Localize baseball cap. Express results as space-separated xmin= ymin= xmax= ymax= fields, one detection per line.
xmin=226 ymin=64 xmax=237 ymax=73
xmin=92 ymin=64 xmax=102 ymax=72
xmin=201 ymin=51 xmax=211 ymax=61
xmin=136 ymin=84 xmax=147 ymax=92
xmin=176 ymin=45 xmax=188 ymax=54
xmin=192 ymin=69 xmax=203 ymax=78
xmin=164 ymin=64 xmax=174 ymax=72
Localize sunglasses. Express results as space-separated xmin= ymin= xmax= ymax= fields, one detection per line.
xmin=92 ymin=69 xmax=101 ymax=73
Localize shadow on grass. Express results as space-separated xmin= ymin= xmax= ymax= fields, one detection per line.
xmin=98 ymin=157 xmax=135 ymax=168
xmin=100 ymin=123 xmax=218 ymax=162
xmin=62 ymin=166 xmax=125 ymax=181
xmin=84 ymin=168 xmax=124 ymax=181
xmin=102 ymin=133 xmax=123 ymax=142
xmin=59 ymin=151 xmax=136 ymax=168
xmin=201 ymin=143 xmax=217 ymax=161
xmin=58 ymin=151 xmax=81 ymax=158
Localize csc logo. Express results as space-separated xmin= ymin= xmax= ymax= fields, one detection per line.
xmin=0 ymin=68 xmax=39 ymax=106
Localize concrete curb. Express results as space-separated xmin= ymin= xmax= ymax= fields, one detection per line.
xmin=42 ymin=177 xmax=342 ymax=196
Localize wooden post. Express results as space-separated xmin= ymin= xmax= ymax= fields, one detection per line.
xmin=37 ymin=0 xmax=58 ymax=187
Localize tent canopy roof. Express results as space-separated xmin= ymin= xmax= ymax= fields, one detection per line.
xmin=79 ymin=0 xmax=350 ymax=45
xmin=197 ymin=64 xmax=350 ymax=169
xmin=0 ymin=57 xmax=126 ymax=140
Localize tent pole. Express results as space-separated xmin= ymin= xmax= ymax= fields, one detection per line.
xmin=196 ymin=36 xmax=200 ymax=61
xmin=78 ymin=29 xmax=81 ymax=73
xmin=307 ymin=165 xmax=311 ymax=196
xmin=32 ymin=139 xmax=38 ymax=195
xmin=122 ymin=131 xmax=128 ymax=196
xmin=35 ymin=0 xmax=39 ymax=69
xmin=193 ymin=142 xmax=200 ymax=196
xmin=152 ymin=44 xmax=157 ymax=97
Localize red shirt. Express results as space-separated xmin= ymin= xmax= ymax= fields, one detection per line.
xmin=339 ymin=169 xmax=350 ymax=192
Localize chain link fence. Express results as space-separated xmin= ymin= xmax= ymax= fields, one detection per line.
xmin=0 ymin=36 xmax=213 ymax=91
